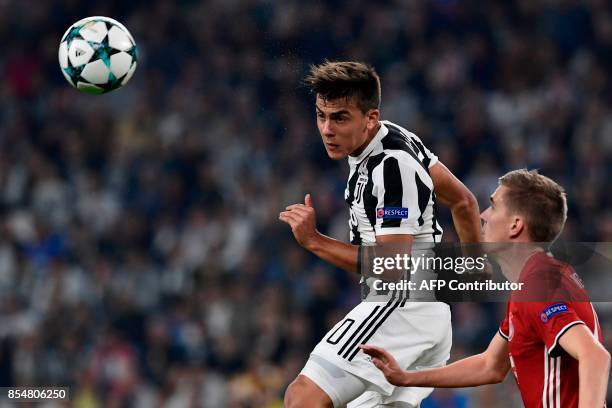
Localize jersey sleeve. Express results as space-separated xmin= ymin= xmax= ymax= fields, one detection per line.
xmin=499 ymin=305 xmax=510 ymax=341
xmin=418 ymin=139 xmax=439 ymax=168
xmin=371 ymin=156 xmax=432 ymax=236
xmin=520 ymin=302 xmax=586 ymax=357
xmin=388 ymin=122 xmax=439 ymax=168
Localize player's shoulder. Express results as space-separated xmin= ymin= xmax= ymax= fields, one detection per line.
xmin=519 ymin=252 xmax=590 ymax=302
xmin=522 ymin=251 xmax=566 ymax=276
xmin=377 ymin=121 xmax=417 ymax=158
xmin=379 ymin=120 xmax=437 ymax=169
xmin=380 ymin=120 xmax=423 ymax=148
xmin=522 ymin=252 xmax=581 ymax=282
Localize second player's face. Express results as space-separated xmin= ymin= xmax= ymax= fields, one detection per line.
xmin=315 ymin=95 xmax=374 ymax=160
xmin=480 ymin=186 xmax=514 ymax=243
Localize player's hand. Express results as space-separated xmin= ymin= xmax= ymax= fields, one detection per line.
xmin=360 ymin=344 xmax=408 ymax=386
xmin=279 ymin=194 xmax=320 ymax=249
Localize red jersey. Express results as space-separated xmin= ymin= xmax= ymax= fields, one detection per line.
xmin=499 ymin=252 xmax=603 ymax=408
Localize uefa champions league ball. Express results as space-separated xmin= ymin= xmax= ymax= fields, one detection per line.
xmin=58 ymin=16 xmax=137 ymax=94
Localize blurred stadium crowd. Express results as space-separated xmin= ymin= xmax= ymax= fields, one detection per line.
xmin=0 ymin=0 xmax=611 ymax=406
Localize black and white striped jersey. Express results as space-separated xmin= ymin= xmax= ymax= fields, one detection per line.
xmin=344 ymin=120 xmax=443 ymax=245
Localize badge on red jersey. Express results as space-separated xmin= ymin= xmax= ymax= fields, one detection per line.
xmin=540 ymin=303 xmax=569 ymax=323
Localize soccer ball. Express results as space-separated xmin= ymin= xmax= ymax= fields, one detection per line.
xmin=58 ymin=16 xmax=137 ymax=94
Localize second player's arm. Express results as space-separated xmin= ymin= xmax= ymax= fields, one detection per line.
xmin=557 ymin=324 xmax=610 ymax=408
xmin=362 ymin=333 xmax=510 ymax=387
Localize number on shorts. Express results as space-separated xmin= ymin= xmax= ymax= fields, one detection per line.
xmin=326 ymin=319 xmax=355 ymax=345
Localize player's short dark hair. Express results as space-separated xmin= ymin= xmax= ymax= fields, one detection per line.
xmin=304 ymin=61 xmax=381 ymax=113
xmin=499 ymin=169 xmax=567 ymax=242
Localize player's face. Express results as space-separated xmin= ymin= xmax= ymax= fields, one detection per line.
xmin=481 ymin=186 xmax=514 ymax=243
xmin=315 ymin=95 xmax=379 ymax=160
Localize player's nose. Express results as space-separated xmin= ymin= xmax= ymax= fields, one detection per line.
xmin=480 ymin=207 xmax=490 ymax=222
xmin=321 ymin=119 xmax=335 ymax=137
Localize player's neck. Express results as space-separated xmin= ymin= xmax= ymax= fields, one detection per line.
xmin=351 ymin=122 xmax=381 ymax=157
xmin=496 ymin=244 xmax=544 ymax=282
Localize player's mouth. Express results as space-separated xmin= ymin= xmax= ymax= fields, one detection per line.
xmin=325 ymin=143 xmax=340 ymax=151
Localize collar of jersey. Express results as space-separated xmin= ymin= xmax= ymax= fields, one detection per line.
xmin=348 ymin=121 xmax=388 ymax=165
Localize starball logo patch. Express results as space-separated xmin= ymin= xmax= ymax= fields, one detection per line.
xmin=376 ymin=207 xmax=408 ymax=219
xmin=540 ymin=303 xmax=569 ymax=323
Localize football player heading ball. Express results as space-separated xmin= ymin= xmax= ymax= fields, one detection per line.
xmin=279 ymin=61 xmax=481 ymax=407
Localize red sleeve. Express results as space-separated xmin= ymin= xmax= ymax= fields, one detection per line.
xmin=520 ymin=302 xmax=585 ymax=357
xmin=499 ymin=304 xmax=510 ymax=341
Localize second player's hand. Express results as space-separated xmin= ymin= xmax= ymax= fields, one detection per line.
xmin=279 ymin=194 xmax=320 ymax=249
xmin=360 ymin=344 xmax=409 ymax=386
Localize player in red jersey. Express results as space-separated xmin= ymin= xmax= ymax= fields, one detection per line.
xmin=361 ymin=169 xmax=610 ymax=408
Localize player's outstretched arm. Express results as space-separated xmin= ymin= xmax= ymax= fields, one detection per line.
xmin=557 ymin=324 xmax=610 ymax=408
xmin=279 ymin=194 xmax=359 ymax=273
xmin=361 ymin=333 xmax=510 ymax=388
xmin=279 ymin=195 xmax=413 ymax=274
xmin=429 ymin=162 xmax=480 ymax=243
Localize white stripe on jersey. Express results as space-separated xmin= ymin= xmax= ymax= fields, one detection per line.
xmin=555 ymin=356 xmax=561 ymax=408
xmin=345 ymin=120 xmax=442 ymax=245
xmin=548 ymin=354 xmax=554 ymax=408
xmin=543 ymin=348 xmax=562 ymax=408
xmin=543 ymin=348 xmax=548 ymax=408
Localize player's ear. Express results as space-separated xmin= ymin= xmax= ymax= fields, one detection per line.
xmin=365 ymin=109 xmax=379 ymax=131
xmin=509 ymin=216 xmax=525 ymax=239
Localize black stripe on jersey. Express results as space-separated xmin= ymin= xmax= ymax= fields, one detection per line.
xmin=338 ymin=305 xmax=381 ymax=356
xmin=346 ymin=166 xmax=362 ymax=245
xmin=363 ymin=153 xmax=385 ymax=231
xmin=431 ymin=192 xmax=443 ymax=240
xmin=341 ymin=294 xmax=399 ymax=359
xmin=414 ymin=172 xmax=431 ymax=227
xmin=410 ymin=137 xmax=431 ymax=169
xmin=383 ymin=123 xmax=428 ymax=173
xmin=385 ymin=122 xmax=442 ymax=241
xmin=382 ymin=157 xmax=403 ymax=228
xmin=346 ymin=298 xmax=404 ymax=361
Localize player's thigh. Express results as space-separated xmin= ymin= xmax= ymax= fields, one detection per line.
xmin=348 ymin=387 xmax=432 ymax=408
xmin=294 ymin=354 xmax=368 ymax=408
xmin=285 ymin=375 xmax=333 ymax=408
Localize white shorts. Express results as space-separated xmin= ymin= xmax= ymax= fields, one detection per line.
xmin=300 ymin=300 xmax=452 ymax=407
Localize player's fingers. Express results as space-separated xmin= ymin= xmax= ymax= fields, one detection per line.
xmin=284 ymin=210 xmax=307 ymax=223
xmin=278 ymin=211 xmax=295 ymax=220
xmin=278 ymin=214 xmax=291 ymax=226
xmin=371 ymin=358 xmax=386 ymax=372
xmin=285 ymin=206 xmax=312 ymax=218
xmin=305 ymin=194 xmax=312 ymax=207
xmin=364 ymin=345 xmax=393 ymax=365
xmin=285 ymin=204 xmax=312 ymax=213
xmin=360 ymin=344 xmax=385 ymax=357
xmin=279 ymin=211 xmax=301 ymax=225
xmin=279 ymin=212 xmax=300 ymax=227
